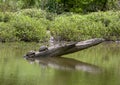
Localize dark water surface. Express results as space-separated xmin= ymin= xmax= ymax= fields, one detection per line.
xmin=0 ymin=42 xmax=120 ymax=85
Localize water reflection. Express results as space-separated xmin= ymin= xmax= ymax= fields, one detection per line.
xmin=1 ymin=42 xmax=120 ymax=85
xmin=25 ymin=57 xmax=102 ymax=73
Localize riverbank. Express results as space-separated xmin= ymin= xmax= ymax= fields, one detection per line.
xmin=0 ymin=9 xmax=120 ymax=42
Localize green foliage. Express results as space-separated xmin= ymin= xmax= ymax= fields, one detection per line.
xmin=41 ymin=0 xmax=119 ymax=13
xmin=0 ymin=12 xmax=4 ymax=22
xmin=10 ymin=15 xmax=49 ymax=42
xmin=0 ymin=0 xmax=21 ymax=12
xmin=0 ymin=0 xmax=119 ymax=13
xmin=50 ymin=11 xmax=120 ymax=41
xmin=0 ymin=0 xmax=42 ymax=12
xmin=0 ymin=9 xmax=120 ymax=42
xmin=50 ymin=14 xmax=81 ymax=41
xmin=50 ymin=14 xmax=105 ymax=41
xmin=85 ymin=11 xmax=119 ymax=25
xmin=0 ymin=10 xmax=50 ymax=42
xmin=3 ymin=12 xmax=12 ymax=22
xmin=16 ymin=8 xmax=57 ymax=21
xmin=0 ymin=22 xmax=17 ymax=42
xmin=0 ymin=12 xmax=14 ymax=22
xmin=17 ymin=8 xmax=46 ymax=19
xmin=20 ymin=0 xmax=41 ymax=8
xmin=85 ymin=11 xmax=120 ymax=40
xmin=108 ymin=20 xmax=120 ymax=40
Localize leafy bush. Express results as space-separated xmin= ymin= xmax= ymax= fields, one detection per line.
xmin=0 ymin=22 xmax=17 ymax=42
xmin=107 ymin=20 xmax=120 ymax=40
xmin=16 ymin=8 xmax=47 ymax=19
xmin=0 ymin=10 xmax=120 ymax=42
xmin=50 ymin=11 xmax=120 ymax=41
xmin=50 ymin=14 xmax=82 ymax=41
xmin=0 ymin=12 xmax=14 ymax=22
xmin=50 ymin=14 xmax=105 ymax=41
xmin=0 ymin=0 xmax=21 ymax=12
xmin=16 ymin=8 xmax=57 ymax=21
xmin=84 ymin=11 xmax=120 ymax=40
xmin=85 ymin=11 xmax=120 ymax=27
xmin=10 ymin=15 xmax=49 ymax=42
xmin=0 ymin=10 xmax=50 ymax=42
xmin=45 ymin=0 xmax=120 ymax=13
xmin=0 ymin=12 xmax=4 ymax=22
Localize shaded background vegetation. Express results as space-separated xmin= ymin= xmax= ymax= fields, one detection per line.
xmin=0 ymin=0 xmax=120 ymax=42
xmin=0 ymin=0 xmax=119 ymax=13
xmin=0 ymin=0 xmax=120 ymax=13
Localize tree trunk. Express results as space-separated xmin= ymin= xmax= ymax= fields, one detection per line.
xmin=24 ymin=38 xmax=104 ymax=58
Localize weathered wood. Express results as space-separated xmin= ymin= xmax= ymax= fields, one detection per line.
xmin=24 ymin=38 xmax=104 ymax=59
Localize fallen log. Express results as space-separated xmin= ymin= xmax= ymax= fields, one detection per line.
xmin=24 ymin=38 xmax=104 ymax=59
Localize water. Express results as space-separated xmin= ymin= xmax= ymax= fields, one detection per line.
xmin=0 ymin=42 xmax=120 ymax=85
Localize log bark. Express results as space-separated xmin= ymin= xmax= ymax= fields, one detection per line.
xmin=24 ymin=38 xmax=104 ymax=58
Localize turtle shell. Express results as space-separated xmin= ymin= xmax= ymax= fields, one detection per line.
xmin=39 ymin=46 xmax=48 ymax=52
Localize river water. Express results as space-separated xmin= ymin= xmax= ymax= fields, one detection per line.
xmin=0 ymin=42 xmax=120 ymax=85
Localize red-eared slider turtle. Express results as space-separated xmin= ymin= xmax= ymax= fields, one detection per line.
xmin=39 ymin=46 xmax=48 ymax=52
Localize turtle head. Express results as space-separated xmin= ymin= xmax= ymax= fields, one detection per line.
xmin=24 ymin=50 xmax=36 ymax=61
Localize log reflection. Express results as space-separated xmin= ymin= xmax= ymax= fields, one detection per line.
xmin=25 ymin=57 xmax=102 ymax=73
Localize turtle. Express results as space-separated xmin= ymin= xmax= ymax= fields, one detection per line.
xmin=39 ymin=46 xmax=48 ymax=52
xmin=25 ymin=50 xmax=35 ymax=58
